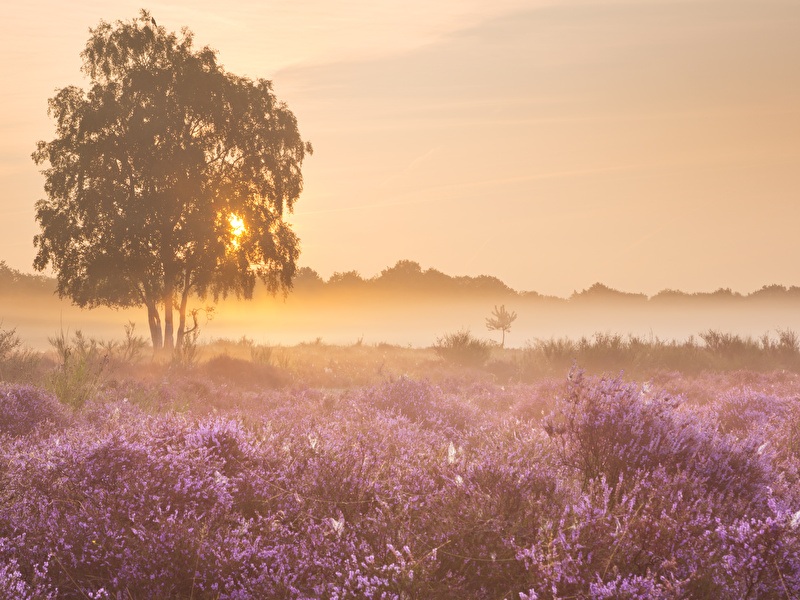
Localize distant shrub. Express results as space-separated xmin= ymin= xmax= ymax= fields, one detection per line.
xmin=699 ymin=330 xmax=762 ymax=368
xmin=433 ymin=330 xmax=492 ymax=367
xmin=0 ymin=384 xmax=67 ymax=437
xmin=0 ymin=349 xmax=44 ymax=386
xmin=0 ymin=325 xmax=46 ymax=384
xmin=484 ymin=357 xmax=519 ymax=383
xmin=250 ymin=343 xmax=273 ymax=365
xmin=696 ymin=329 xmax=800 ymax=370
xmin=0 ymin=324 xmax=22 ymax=361
xmin=513 ymin=329 xmax=800 ymax=377
xmin=202 ymin=354 xmax=288 ymax=388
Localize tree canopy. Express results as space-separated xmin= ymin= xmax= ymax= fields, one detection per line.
xmin=33 ymin=10 xmax=311 ymax=351
xmin=485 ymin=304 xmax=517 ymax=347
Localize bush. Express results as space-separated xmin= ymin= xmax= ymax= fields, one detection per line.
xmin=0 ymin=325 xmax=46 ymax=384
xmin=0 ymin=325 xmax=22 ymax=361
xmin=202 ymin=354 xmax=288 ymax=388
xmin=0 ymin=384 xmax=67 ymax=437
xmin=433 ymin=330 xmax=492 ymax=367
xmin=711 ymin=388 xmax=789 ymax=436
xmin=365 ymin=377 xmax=481 ymax=431
xmin=46 ymin=330 xmax=109 ymax=408
xmin=542 ymin=369 xmax=775 ymax=511
xmin=514 ymin=467 xmax=800 ymax=599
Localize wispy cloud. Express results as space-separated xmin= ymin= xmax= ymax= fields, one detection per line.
xmin=379 ymin=146 xmax=441 ymax=188
xmin=293 ymin=163 xmax=648 ymax=217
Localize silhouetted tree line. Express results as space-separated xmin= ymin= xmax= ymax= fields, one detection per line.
xmin=0 ymin=262 xmax=53 ymax=296
xmin=6 ymin=259 xmax=800 ymax=305
xmin=293 ymin=260 xmax=517 ymax=298
xmin=293 ymin=261 xmax=800 ymax=304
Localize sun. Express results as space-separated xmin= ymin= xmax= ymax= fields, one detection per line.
xmin=229 ymin=214 xmax=246 ymax=247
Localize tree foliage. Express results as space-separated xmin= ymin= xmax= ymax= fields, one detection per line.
xmin=485 ymin=304 xmax=517 ymax=347
xmin=33 ymin=10 xmax=311 ymax=351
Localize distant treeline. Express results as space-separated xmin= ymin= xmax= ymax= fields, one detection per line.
xmin=5 ymin=258 xmax=800 ymax=305
xmin=291 ymin=260 xmax=800 ymax=304
xmin=0 ymin=262 xmax=54 ymax=296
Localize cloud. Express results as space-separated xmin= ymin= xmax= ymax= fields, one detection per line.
xmin=293 ymin=163 xmax=648 ymax=217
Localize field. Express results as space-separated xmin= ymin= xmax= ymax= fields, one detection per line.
xmin=1 ymin=330 xmax=799 ymax=599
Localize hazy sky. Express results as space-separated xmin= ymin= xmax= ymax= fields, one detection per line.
xmin=1 ymin=0 xmax=798 ymax=297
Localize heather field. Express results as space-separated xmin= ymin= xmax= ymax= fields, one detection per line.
xmin=4 ymin=2 xmax=800 ymax=598
xmin=1 ymin=332 xmax=800 ymax=599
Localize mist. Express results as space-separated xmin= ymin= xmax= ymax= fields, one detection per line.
xmin=4 ymin=263 xmax=800 ymax=351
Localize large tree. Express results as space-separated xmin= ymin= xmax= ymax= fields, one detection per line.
xmin=33 ymin=10 xmax=310 ymax=351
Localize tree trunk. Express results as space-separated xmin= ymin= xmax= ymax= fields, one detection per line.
xmin=146 ymin=301 xmax=163 ymax=350
xmin=175 ymin=274 xmax=192 ymax=352
xmin=176 ymin=292 xmax=189 ymax=351
xmin=163 ymin=281 xmax=175 ymax=351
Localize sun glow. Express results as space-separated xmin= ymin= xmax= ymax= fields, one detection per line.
xmin=229 ymin=214 xmax=246 ymax=247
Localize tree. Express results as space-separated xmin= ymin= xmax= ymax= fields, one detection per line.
xmin=33 ymin=10 xmax=311 ymax=352
xmin=327 ymin=271 xmax=365 ymax=286
xmin=485 ymin=304 xmax=517 ymax=348
xmin=378 ymin=260 xmax=422 ymax=282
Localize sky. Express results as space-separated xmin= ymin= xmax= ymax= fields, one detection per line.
xmin=1 ymin=0 xmax=799 ymax=298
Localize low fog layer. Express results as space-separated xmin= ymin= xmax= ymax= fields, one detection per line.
xmin=3 ymin=261 xmax=800 ymax=351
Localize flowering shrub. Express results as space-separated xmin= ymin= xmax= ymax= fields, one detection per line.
xmin=0 ymin=383 xmax=67 ymax=437
xmin=0 ymin=371 xmax=798 ymax=598
xmin=364 ymin=377 xmax=483 ymax=432
xmin=543 ymin=370 xmax=775 ymax=512
xmin=710 ymin=387 xmax=790 ymax=436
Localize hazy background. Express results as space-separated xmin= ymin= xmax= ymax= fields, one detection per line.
xmin=2 ymin=0 xmax=799 ymax=341
xmin=5 ymin=262 xmax=800 ymax=351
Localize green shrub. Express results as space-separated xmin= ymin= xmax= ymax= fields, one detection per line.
xmin=47 ymin=330 xmax=108 ymax=408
